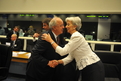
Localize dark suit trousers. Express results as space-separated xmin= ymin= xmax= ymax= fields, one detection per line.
xmin=80 ymin=61 xmax=105 ymax=81
xmin=60 ymin=60 xmax=80 ymax=81
xmin=26 ymin=60 xmax=55 ymax=81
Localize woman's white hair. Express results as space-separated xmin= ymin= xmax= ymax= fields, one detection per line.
xmin=65 ymin=16 xmax=82 ymax=30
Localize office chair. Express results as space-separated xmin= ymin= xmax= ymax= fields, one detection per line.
xmin=114 ymin=45 xmax=121 ymax=52
xmin=0 ymin=44 xmax=12 ymax=80
xmin=26 ymin=40 xmax=34 ymax=52
xmin=95 ymin=51 xmax=121 ymax=81
xmin=95 ymin=44 xmax=110 ymax=51
xmin=0 ymin=38 xmax=6 ymax=44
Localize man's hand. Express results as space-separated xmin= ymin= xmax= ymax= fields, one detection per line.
xmin=33 ymin=33 xmax=40 ymax=38
xmin=47 ymin=60 xmax=59 ymax=68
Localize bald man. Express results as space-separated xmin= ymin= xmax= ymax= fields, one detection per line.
xmin=10 ymin=34 xmax=22 ymax=51
xmin=26 ymin=17 xmax=66 ymax=81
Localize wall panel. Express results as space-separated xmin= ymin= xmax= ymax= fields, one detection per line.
xmin=0 ymin=0 xmax=121 ymax=14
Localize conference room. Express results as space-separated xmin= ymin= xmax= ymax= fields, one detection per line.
xmin=0 ymin=0 xmax=121 ymax=81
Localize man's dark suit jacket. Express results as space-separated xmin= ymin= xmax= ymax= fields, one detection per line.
xmin=26 ymin=30 xmax=66 ymax=81
xmin=6 ymin=30 xmax=19 ymax=42
xmin=10 ymin=39 xmax=22 ymax=51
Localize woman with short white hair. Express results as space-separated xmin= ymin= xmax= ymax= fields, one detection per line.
xmin=42 ymin=16 xmax=105 ymax=81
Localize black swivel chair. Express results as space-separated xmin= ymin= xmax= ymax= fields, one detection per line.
xmin=95 ymin=44 xmax=110 ymax=51
xmin=26 ymin=40 xmax=34 ymax=52
xmin=95 ymin=51 xmax=121 ymax=81
xmin=0 ymin=44 xmax=12 ymax=80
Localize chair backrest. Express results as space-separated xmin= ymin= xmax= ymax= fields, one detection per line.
xmin=95 ymin=51 xmax=121 ymax=81
xmin=0 ymin=44 xmax=12 ymax=80
xmin=114 ymin=45 xmax=121 ymax=52
xmin=95 ymin=44 xmax=110 ymax=51
xmin=0 ymin=38 xmax=7 ymax=44
xmin=26 ymin=40 xmax=34 ymax=52
xmin=19 ymin=39 xmax=24 ymax=50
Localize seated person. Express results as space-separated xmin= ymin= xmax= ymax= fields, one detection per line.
xmin=23 ymin=30 xmax=29 ymax=36
xmin=6 ymin=26 xmax=20 ymax=42
xmin=27 ymin=25 xmax=35 ymax=37
xmin=42 ymin=18 xmax=52 ymax=31
xmin=32 ymin=18 xmax=52 ymax=44
xmin=10 ymin=34 xmax=22 ymax=51
xmin=0 ymin=26 xmax=5 ymax=35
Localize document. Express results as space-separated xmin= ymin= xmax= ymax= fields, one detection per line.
xmin=12 ymin=51 xmax=27 ymax=56
xmin=26 ymin=53 xmax=31 ymax=58
xmin=12 ymin=52 xmax=18 ymax=56
xmin=17 ymin=51 xmax=27 ymax=54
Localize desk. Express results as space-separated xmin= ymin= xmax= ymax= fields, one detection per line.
xmin=0 ymin=35 xmax=34 ymax=50
xmin=12 ymin=51 xmax=31 ymax=63
xmin=9 ymin=51 xmax=31 ymax=75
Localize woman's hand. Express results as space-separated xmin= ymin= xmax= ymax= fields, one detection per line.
xmin=41 ymin=33 xmax=53 ymax=43
xmin=42 ymin=33 xmax=58 ymax=49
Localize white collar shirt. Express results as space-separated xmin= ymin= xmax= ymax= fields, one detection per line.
xmin=52 ymin=31 xmax=58 ymax=42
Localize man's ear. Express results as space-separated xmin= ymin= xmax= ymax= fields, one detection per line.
xmin=52 ymin=26 xmax=57 ymax=30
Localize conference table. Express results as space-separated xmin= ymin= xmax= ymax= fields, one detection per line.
xmin=9 ymin=51 xmax=31 ymax=75
xmin=12 ymin=51 xmax=31 ymax=63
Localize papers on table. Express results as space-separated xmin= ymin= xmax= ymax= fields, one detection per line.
xmin=12 ymin=51 xmax=27 ymax=56
xmin=17 ymin=52 xmax=27 ymax=54
xmin=12 ymin=52 xmax=18 ymax=56
xmin=26 ymin=53 xmax=31 ymax=58
xmin=12 ymin=51 xmax=31 ymax=57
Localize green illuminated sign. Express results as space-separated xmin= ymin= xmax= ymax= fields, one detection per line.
xmin=86 ymin=16 xmax=96 ymax=17
xmin=20 ymin=14 xmax=35 ymax=16
xmin=98 ymin=16 xmax=109 ymax=17
xmin=86 ymin=15 xmax=109 ymax=18
xmin=98 ymin=16 xmax=102 ymax=17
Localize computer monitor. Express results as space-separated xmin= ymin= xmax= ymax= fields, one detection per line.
xmin=85 ymin=35 xmax=93 ymax=40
